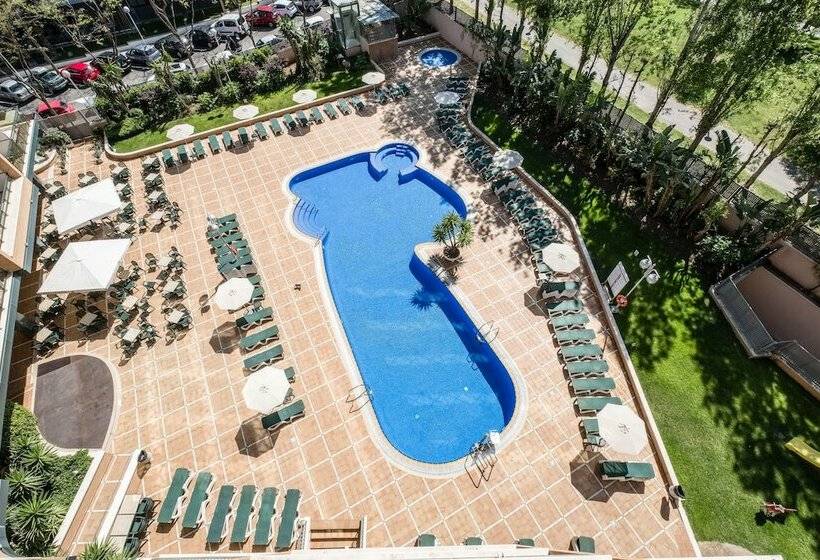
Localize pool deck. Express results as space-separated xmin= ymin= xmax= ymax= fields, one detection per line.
xmin=10 ymin=40 xmax=697 ymax=557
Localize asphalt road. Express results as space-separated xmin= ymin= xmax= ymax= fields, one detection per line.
xmin=6 ymin=8 xmax=333 ymax=114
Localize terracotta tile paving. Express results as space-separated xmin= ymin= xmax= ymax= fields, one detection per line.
xmin=9 ymin=40 xmax=696 ymax=557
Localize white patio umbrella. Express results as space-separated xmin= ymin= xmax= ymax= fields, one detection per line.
xmin=52 ymin=178 xmax=122 ymax=235
xmin=493 ymin=149 xmax=524 ymax=169
xmin=361 ymin=71 xmax=386 ymax=85
xmin=541 ymin=243 xmax=581 ymax=274
xmin=598 ymin=404 xmax=648 ymax=455
xmin=214 ymin=277 xmax=254 ymax=311
xmin=233 ymin=104 xmax=259 ymax=120
xmin=38 ymin=239 xmax=131 ymax=294
xmin=166 ymin=123 xmax=194 ymax=140
xmin=242 ymin=367 xmax=291 ymax=413
xmin=292 ymin=89 xmax=317 ymax=104
xmin=434 ymin=91 xmax=460 ymax=106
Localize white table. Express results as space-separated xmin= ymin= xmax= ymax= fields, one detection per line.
xmin=38 ymin=298 xmax=58 ymax=313
xmin=149 ymin=210 xmax=166 ymax=224
xmin=121 ymin=295 xmax=138 ymax=311
xmin=40 ymin=247 xmax=56 ymax=262
xmin=122 ymin=328 xmax=140 ymax=344
xmin=111 ymin=165 xmax=128 ymax=178
xmin=80 ymin=312 xmax=99 ymax=327
xmin=144 ymin=172 xmax=160 ymax=185
xmin=147 ymin=190 xmax=164 ymax=203
xmin=157 ymin=256 xmax=174 ymax=269
xmin=167 ymin=309 xmax=185 ymax=324
xmin=163 ymin=280 xmax=180 ymax=296
xmin=142 ymin=157 xmax=159 ymax=169
xmin=35 ymin=327 xmax=53 ymax=343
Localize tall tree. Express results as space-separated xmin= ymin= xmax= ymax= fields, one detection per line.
xmin=597 ymin=0 xmax=650 ymax=97
xmin=146 ymin=0 xmax=200 ymax=73
xmin=527 ymin=0 xmax=574 ymax=63
xmin=684 ymin=0 xmax=812 ymax=155
xmin=575 ymin=0 xmax=611 ymax=80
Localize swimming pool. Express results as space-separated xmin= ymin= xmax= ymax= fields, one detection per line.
xmin=419 ymin=47 xmax=460 ymax=68
xmin=289 ymin=143 xmax=516 ymax=464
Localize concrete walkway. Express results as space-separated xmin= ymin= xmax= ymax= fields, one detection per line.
xmin=471 ymin=1 xmax=800 ymax=197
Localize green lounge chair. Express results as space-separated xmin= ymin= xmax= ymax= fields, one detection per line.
xmin=192 ymin=139 xmax=206 ymax=158
xmin=275 ymin=488 xmax=301 ymax=550
xmin=351 ymin=96 xmax=365 ymax=111
xmin=464 ymin=537 xmax=484 ymax=545
xmin=208 ymin=135 xmax=221 ymax=153
xmin=398 ymin=81 xmax=411 ymax=96
xmin=206 ymin=485 xmax=235 ymax=544
xmin=551 ymin=313 xmax=589 ymax=328
xmin=236 ymin=307 xmax=274 ymax=330
xmin=599 ymin=461 xmax=655 ymax=481
xmin=516 ymin=538 xmax=535 ymax=547
xmin=207 ymin=222 xmax=239 ymax=239
xmin=247 ymin=274 xmax=262 ymax=286
xmin=416 ymin=534 xmax=436 ymax=547
xmin=310 ymin=106 xmax=324 ymax=123
xmin=571 ymin=536 xmax=596 ymax=553
xmin=216 ymin=213 xmax=237 ymax=225
xmin=218 ymin=253 xmax=253 ymax=274
xmin=323 ymin=103 xmax=338 ymax=119
xmin=239 ymin=326 xmax=279 ymax=351
xmin=222 ymin=130 xmax=234 ymax=150
xmin=162 ymin=148 xmax=174 ymax=168
xmin=270 ymin=118 xmax=284 ymax=135
xmin=555 ymin=329 xmax=596 ymax=344
xmin=253 ymin=487 xmax=278 ymax=546
xmin=336 ymin=98 xmax=352 ymax=115
xmin=251 ymin=285 xmax=264 ymax=302
xmin=262 ymin=400 xmax=305 ymax=431
xmin=254 ymin=122 xmax=269 ymax=140
xmin=177 ymin=144 xmax=189 ymax=163
xmin=216 ymin=240 xmax=249 ymax=257
xmin=157 ymin=467 xmax=191 ymax=524
xmin=295 ymin=111 xmax=309 ymax=127
xmin=581 ymin=417 xmax=599 ymax=436
xmin=217 ymin=247 xmax=252 ymax=267
xmin=238 ymin=127 xmax=250 ymax=145
xmin=560 ymin=344 xmax=603 ymax=361
xmin=230 ymin=485 xmax=256 ymax=544
xmin=576 ymin=396 xmax=622 ymax=414
xmin=182 ymin=471 xmax=214 ymax=530
xmin=541 ymin=280 xmax=580 ymax=299
xmin=209 ymin=232 xmax=244 ymax=249
xmin=565 ymin=360 xmax=609 ymax=377
xmin=571 ymin=377 xmax=615 ymax=395
xmin=283 ymin=114 xmax=297 ymax=130
xmin=284 ymin=366 xmax=296 ymax=382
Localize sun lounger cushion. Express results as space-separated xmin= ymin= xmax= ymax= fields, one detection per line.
xmin=255 ymin=122 xmax=268 ymax=139
xmin=253 ymin=487 xmax=278 ymax=546
xmin=262 ymin=400 xmax=305 ymax=431
xmin=244 ymin=345 xmax=284 ymax=371
xmin=239 ymin=326 xmax=280 ymax=351
xmin=565 ymin=360 xmax=609 ymax=376
xmin=182 ymin=471 xmax=213 ymax=529
xmin=600 ymin=461 xmax=655 ymax=481
xmin=236 ymin=307 xmax=273 ymax=330
xmin=275 ymin=488 xmax=301 ymax=550
xmin=157 ymin=467 xmax=190 ymax=524
xmin=206 ymin=485 xmax=235 ymax=543
xmin=270 ymin=118 xmax=284 ymax=135
xmin=576 ymin=396 xmax=622 ymax=412
xmin=571 ymin=377 xmax=615 ymax=394
xmin=231 ymin=485 xmax=256 ymax=544
xmin=208 ymin=135 xmax=221 ymax=153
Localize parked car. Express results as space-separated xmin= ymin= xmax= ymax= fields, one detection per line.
xmin=94 ymin=51 xmax=132 ymax=73
xmin=270 ymin=0 xmax=298 ymax=18
xmin=304 ymin=14 xmax=325 ymax=29
xmin=154 ymin=35 xmax=193 ymax=60
xmin=211 ymin=13 xmax=249 ymax=38
xmin=36 ymin=100 xmax=75 ymax=117
xmin=256 ymin=34 xmax=285 ymax=49
xmin=126 ymin=44 xmax=162 ymax=68
xmin=246 ymin=5 xmax=279 ymax=27
xmin=0 ymin=78 xmax=34 ymax=104
xmin=298 ymin=0 xmax=322 ymax=12
xmin=188 ymin=25 xmax=219 ymax=50
xmin=60 ymin=61 xmax=101 ymax=84
xmin=27 ymin=67 xmax=68 ymax=94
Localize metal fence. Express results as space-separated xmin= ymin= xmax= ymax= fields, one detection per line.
xmin=431 ymin=2 xmax=820 ymax=262
xmin=38 ymin=108 xmax=106 ymax=141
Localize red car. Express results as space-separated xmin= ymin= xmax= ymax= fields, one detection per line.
xmin=60 ymin=61 xmax=101 ymax=84
xmin=245 ymin=5 xmax=279 ymax=27
xmin=36 ymin=100 xmax=75 ymax=118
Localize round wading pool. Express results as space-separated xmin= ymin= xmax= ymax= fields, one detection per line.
xmin=418 ymin=48 xmax=460 ymax=68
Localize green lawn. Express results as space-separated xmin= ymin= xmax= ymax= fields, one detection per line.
xmin=472 ymin=98 xmax=819 ymax=559
xmin=110 ymin=57 xmax=375 ymax=153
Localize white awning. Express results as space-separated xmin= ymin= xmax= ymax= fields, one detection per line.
xmin=52 ymin=178 xmax=122 ymax=235
xmin=38 ymin=239 xmax=132 ymax=294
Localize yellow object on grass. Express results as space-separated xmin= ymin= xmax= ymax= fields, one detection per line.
xmin=785 ymin=436 xmax=820 ymax=469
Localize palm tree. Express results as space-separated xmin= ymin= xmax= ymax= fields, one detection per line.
xmin=16 ymin=438 xmax=58 ymax=475
xmin=432 ymin=212 xmax=474 ymax=259
xmin=6 ymin=468 xmax=45 ymax=502
xmin=80 ymin=540 xmax=136 ymax=560
xmin=8 ymin=493 xmax=64 ymax=555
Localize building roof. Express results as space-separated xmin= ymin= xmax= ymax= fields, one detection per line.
xmin=358 ymin=0 xmax=398 ymax=25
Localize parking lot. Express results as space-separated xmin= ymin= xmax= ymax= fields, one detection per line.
xmin=3 ymin=7 xmax=333 ymax=115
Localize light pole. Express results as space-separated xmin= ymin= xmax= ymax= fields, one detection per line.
xmin=123 ymin=5 xmax=145 ymax=41
xmin=623 ymin=254 xmax=660 ymax=299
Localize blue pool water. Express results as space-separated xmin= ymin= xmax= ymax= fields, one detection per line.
xmin=290 ymin=143 xmax=516 ymax=464
xmin=419 ymin=48 xmax=460 ymax=68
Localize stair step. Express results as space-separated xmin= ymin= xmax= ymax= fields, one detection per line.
xmin=310 ymin=538 xmax=360 ymax=549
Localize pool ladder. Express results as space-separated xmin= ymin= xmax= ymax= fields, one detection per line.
xmin=346 ymin=384 xmax=373 ymax=412
xmin=477 ymin=321 xmax=498 ymax=343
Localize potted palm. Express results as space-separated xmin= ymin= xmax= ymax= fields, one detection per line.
xmin=432 ymin=211 xmax=474 ymax=260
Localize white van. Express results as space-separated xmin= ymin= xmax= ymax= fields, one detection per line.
xmin=271 ymin=0 xmax=298 ymax=18
xmin=211 ymin=13 xmax=249 ymax=38
xmin=304 ymin=15 xmax=325 ymax=30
